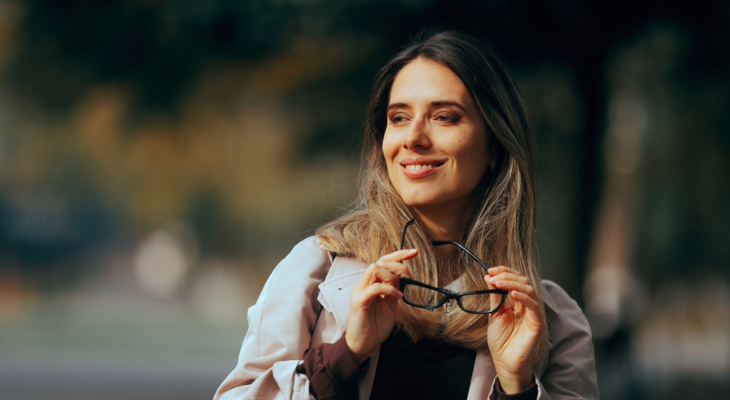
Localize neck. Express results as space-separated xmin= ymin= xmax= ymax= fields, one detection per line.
xmin=405 ymin=188 xmax=482 ymax=262
xmin=411 ymin=200 xmax=476 ymax=261
xmin=413 ymin=208 xmax=466 ymax=241
xmin=409 ymin=207 xmax=466 ymax=283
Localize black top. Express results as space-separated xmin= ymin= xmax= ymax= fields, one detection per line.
xmin=368 ymin=329 xmax=476 ymax=400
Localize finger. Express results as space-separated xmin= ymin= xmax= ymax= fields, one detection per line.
xmin=509 ymin=290 xmax=544 ymax=327
xmin=356 ymin=283 xmax=403 ymax=306
xmin=355 ymin=263 xmax=380 ymax=290
xmin=370 ymin=266 xmax=400 ymax=286
xmin=375 ymin=259 xmax=412 ymax=278
xmin=361 ymin=263 xmax=404 ymax=286
xmin=509 ymin=290 xmax=540 ymax=312
xmin=488 ymin=272 xmax=530 ymax=287
xmin=484 ymin=275 xmax=504 ymax=314
xmin=379 ymin=249 xmax=418 ymax=263
xmin=489 ymin=280 xmax=536 ymax=300
xmin=487 ymin=266 xmax=520 ymax=276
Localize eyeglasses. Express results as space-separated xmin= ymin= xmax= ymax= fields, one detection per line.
xmin=398 ymin=219 xmax=507 ymax=314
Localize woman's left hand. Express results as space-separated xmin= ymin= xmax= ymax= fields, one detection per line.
xmin=485 ymin=266 xmax=545 ymax=394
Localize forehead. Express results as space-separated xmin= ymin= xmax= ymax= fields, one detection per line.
xmin=389 ymin=58 xmax=471 ymax=105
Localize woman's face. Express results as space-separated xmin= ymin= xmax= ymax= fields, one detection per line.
xmin=382 ymin=58 xmax=491 ymax=214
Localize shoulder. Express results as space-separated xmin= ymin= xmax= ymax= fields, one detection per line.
xmin=541 ymin=280 xmax=589 ymax=328
xmin=541 ymin=281 xmax=581 ymax=315
xmin=537 ymin=280 xmax=599 ymax=399
xmin=288 ymin=236 xmax=333 ymax=262
xmin=258 ymin=236 xmax=333 ymax=300
xmin=541 ymin=280 xmax=592 ymax=340
xmin=278 ymin=236 xmax=332 ymax=270
xmin=539 ymin=280 xmax=596 ymax=366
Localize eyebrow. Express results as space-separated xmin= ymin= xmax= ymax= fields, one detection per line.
xmin=387 ymin=100 xmax=467 ymax=113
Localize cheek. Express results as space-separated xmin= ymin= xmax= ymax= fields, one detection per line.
xmin=455 ymin=136 xmax=489 ymax=178
xmin=381 ymin=131 xmax=399 ymax=163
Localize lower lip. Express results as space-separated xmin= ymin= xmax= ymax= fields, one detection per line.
xmin=401 ymin=165 xmax=440 ymax=179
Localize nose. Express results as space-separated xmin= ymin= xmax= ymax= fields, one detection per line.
xmin=403 ymin=117 xmax=431 ymax=150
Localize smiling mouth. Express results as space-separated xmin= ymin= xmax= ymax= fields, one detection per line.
xmin=404 ymin=164 xmax=438 ymax=171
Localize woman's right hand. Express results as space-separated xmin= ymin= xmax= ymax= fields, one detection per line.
xmin=344 ymin=249 xmax=417 ymax=364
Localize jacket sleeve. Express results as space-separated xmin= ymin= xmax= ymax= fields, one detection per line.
xmin=214 ymin=237 xmax=332 ymax=400
xmin=298 ymin=335 xmax=368 ymax=399
xmin=534 ymin=281 xmax=600 ymax=400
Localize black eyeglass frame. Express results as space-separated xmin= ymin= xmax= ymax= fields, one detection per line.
xmin=398 ymin=219 xmax=507 ymax=314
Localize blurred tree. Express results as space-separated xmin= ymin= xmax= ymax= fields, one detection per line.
xmin=4 ymin=0 xmax=302 ymax=115
xmin=0 ymin=0 xmax=728 ymax=301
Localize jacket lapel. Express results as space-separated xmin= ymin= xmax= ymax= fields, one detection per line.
xmin=317 ymin=257 xmax=367 ymax=333
xmin=315 ymin=257 xmax=378 ymax=399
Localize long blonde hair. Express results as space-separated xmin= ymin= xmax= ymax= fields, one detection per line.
xmin=317 ymin=31 xmax=546 ymax=352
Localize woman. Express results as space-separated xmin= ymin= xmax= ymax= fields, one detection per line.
xmin=215 ymin=31 xmax=598 ymax=400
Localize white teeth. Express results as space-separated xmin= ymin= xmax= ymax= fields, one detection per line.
xmin=405 ymin=164 xmax=435 ymax=171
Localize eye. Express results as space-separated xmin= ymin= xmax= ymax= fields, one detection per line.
xmin=434 ymin=112 xmax=460 ymax=124
xmin=389 ymin=112 xmax=409 ymax=126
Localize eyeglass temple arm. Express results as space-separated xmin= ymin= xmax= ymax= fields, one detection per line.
xmin=400 ymin=219 xmax=415 ymax=249
xmin=430 ymin=239 xmax=490 ymax=272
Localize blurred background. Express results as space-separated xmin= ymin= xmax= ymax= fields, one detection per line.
xmin=0 ymin=0 xmax=728 ymax=399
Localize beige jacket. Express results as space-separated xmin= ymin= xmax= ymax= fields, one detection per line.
xmin=214 ymin=237 xmax=599 ymax=400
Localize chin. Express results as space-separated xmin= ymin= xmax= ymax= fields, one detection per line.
xmin=401 ymin=196 xmax=444 ymax=209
